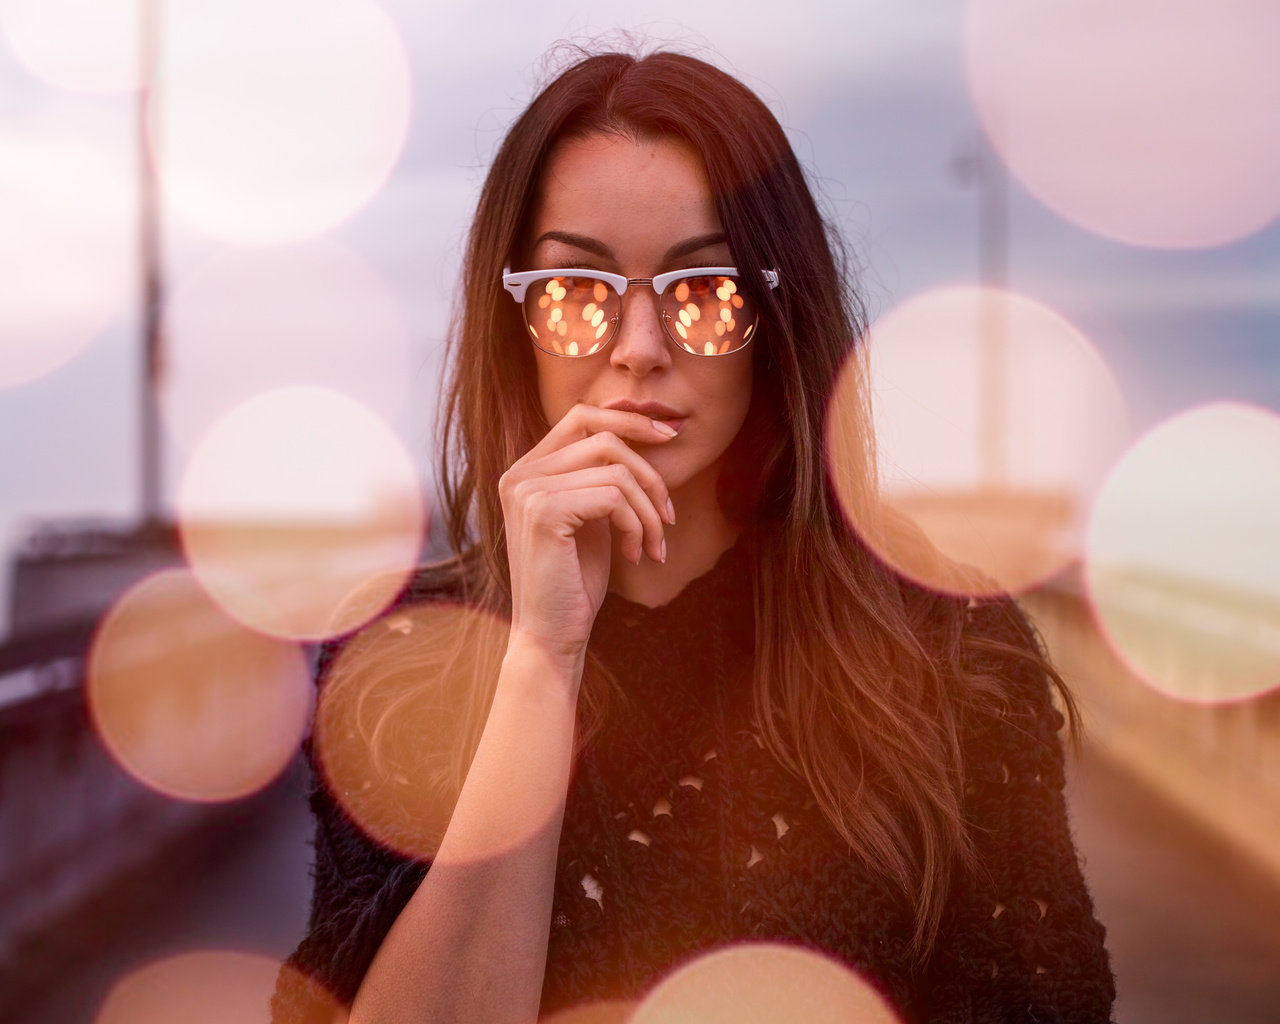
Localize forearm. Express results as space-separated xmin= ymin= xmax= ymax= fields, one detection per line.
xmin=348 ymin=638 xmax=581 ymax=1024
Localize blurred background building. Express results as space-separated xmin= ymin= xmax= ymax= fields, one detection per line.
xmin=2 ymin=1 xmax=1279 ymax=1021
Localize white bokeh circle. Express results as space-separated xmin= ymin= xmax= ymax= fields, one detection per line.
xmin=160 ymin=238 xmax=412 ymax=449
xmin=153 ymin=0 xmax=412 ymax=244
xmin=965 ymin=0 xmax=1280 ymax=249
xmin=177 ymin=385 xmax=425 ymax=640
xmin=1086 ymin=401 xmax=1280 ymax=703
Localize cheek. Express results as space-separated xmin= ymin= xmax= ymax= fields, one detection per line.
xmin=699 ymin=355 xmax=754 ymax=448
xmin=534 ymin=352 xmax=590 ymax=425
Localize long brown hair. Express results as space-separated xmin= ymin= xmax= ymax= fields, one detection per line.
xmin=322 ymin=47 xmax=1076 ymax=959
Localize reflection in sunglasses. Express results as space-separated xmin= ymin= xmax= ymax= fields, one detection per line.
xmin=524 ymin=273 xmax=756 ymax=357
xmin=529 ymin=277 xmax=610 ymax=356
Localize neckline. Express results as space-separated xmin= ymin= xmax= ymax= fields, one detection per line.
xmin=593 ymin=536 xmax=752 ymax=641
xmin=601 ymin=537 xmax=744 ymax=609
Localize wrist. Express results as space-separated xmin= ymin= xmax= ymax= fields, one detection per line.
xmin=501 ymin=630 xmax=586 ymax=702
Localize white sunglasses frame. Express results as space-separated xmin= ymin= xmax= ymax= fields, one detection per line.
xmin=501 ymin=265 xmax=780 ymax=303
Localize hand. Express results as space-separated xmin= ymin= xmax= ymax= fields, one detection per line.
xmin=499 ymin=404 xmax=678 ymax=667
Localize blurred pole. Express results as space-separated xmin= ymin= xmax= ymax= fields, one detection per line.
xmin=953 ymin=132 xmax=1010 ymax=491
xmin=138 ymin=0 xmax=164 ymax=526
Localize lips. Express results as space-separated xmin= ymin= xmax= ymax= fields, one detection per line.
xmin=604 ymin=400 xmax=688 ymax=434
xmin=605 ymin=404 xmax=688 ymax=436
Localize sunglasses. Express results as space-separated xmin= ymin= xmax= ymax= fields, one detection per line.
xmin=501 ymin=266 xmax=780 ymax=358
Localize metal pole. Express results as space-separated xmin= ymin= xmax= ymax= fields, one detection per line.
xmin=138 ymin=0 xmax=164 ymax=526
xmin=976 ymin=135 xmax=1009 ymax=492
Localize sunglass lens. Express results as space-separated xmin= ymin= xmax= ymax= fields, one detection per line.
xmin=523 ymin=276 xmax=618 ymax=356
xmin=662 ymin=275 xmax=758 ymax=355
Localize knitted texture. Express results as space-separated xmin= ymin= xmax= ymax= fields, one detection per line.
xmin=272 ymin=545 xmax=1114 ymax=1023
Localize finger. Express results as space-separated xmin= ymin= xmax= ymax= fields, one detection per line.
xmin=527 ymin=403 xmax=679 ymax=460
xmin=529 ymin=464 xmax=666 ymax=563
xmin=524 ymin=431 xmax=675 ymax=525
xmin=526 ymin=482 xmax=648 ymax=565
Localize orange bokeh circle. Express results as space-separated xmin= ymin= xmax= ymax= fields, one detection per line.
xmin=87 ymin=568 xmax=311 ymax=802
xmin=177 ymin=386 xmax=426 ymax=641
xmin=313 ymin=600 xmax=516 ymax=862
xmin=630 ymin=943 xmax=901 ymax=1024
xmin=95 ymin=950 xmax=337 ymax=1024
xmin=828 ymin=285 xmax=1127 ymax=597
xmin=965 ymin=0 xmax=1280 ymax=249
xmin=1085 ymin=401 xmax=1280 ymax=703
xmin=541 ymin=1002 xmax=637 ymax=1024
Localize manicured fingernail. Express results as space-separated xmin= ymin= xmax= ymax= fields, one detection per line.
xmin=660 ymin=538 xmax=667 ymax=563
xmin=665 ymin=498 xmax=675 ymax=524
xmin=652 ymin=419 xmax=678 ymax=437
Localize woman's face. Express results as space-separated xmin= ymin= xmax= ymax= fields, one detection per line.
xmin=524 ymin=133 xmax=754 ymax=494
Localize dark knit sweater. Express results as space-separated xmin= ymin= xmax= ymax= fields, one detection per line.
xmin=272 ymin=543 xmax=1114 ymax=1023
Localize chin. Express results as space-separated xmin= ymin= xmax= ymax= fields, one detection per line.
xmin=643 ymin=446 xmax=722 ymax=495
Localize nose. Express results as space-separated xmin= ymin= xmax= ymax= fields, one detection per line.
xmin=609 ymin=286 xmax=671 ymax=376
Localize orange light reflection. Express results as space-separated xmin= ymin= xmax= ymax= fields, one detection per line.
xmin=95 ymin=950 xmax=336 ymax=1024
xmin=313 ymin=601 xmax=515 ymax=863
xmin=87 ymin=569 xmax=311 ymax=803
xmin=630 ymin=943 xmax=901 ymax=1024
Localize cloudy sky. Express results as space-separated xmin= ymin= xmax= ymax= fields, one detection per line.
xmin=2 ymin=0 xmax=1279 ymax=624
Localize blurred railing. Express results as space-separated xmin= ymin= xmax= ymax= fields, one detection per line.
xmin=1023 ymin=578 xmax=1280 ymax=884
xmin=0 ymin=649 xmax=206 ymax=996
xmin=0 ymin=522 xmax=202 ymax=1002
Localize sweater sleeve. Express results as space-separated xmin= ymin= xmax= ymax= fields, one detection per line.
xmin=270 ymin=565 xmax=475 ymax=1022
xmin=269 ymin=760 xmax=429 ymax=1024
xmin=921 ymin=599 xmax=1116 ymax=1024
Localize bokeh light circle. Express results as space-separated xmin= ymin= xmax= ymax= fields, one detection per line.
xmin=965 ymin=0 xmax=1280 ymax=249
xmin=630 ymin=943 xmax=901 ymax=1024
xmin=0 ymin=0 xmax=143 ymax=94
xmin=154 ymin=0 xmax=412 ymax=243
xmin=828 ymin=286 xmax=1128 ymax=597
xmin=161 ymin=239 xmax=412 ymax=449
xmin=178 ymin=386 xmax=425 ymax=641
xmin=87 ymin=568 xmax=311 ymax=802
xmin=1086 ymin=401 xmax=1280 ymax=703
xmin=0 ymin=132 xmax=128 ymax=388
xmin=541 ymin=1002 xmax=636 ymax=1024
xmin=95 ymin=950 xmax=336 ymax=1024
xmin=313 ymin=601 xmax=517 ymax=862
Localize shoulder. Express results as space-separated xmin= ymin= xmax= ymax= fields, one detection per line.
xmin=960 ymin=595 xmax=1066 ymax=730
xmin=399 ymin=553 xmax=480 ymax=606
xmin=951 ymin=594 xmax=1072 ymax=807
xmin=895 ymin=574 xmax=1068 ymax=758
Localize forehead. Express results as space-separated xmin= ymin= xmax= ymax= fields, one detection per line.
xmin=530 ymin=134 xmax=723 ymax=256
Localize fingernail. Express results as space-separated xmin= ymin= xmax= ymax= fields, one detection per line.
xmin=665 ymin=498 xmax=675 ymax=524
xmin=660 ymin=538 xmax=667 ymax=563
xmin=652 ymin=419 xmax=678 ymax=437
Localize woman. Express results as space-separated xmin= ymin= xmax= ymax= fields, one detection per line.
xmin=272 ymin=49 xmax=1114 ymax=1023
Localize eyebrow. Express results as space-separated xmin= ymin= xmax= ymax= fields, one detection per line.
xmin=531 ymin=230 xmax=730 ymax=265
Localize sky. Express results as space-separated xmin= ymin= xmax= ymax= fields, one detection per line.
xmin=2 ymin=0 xmax=1279 ymax=628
